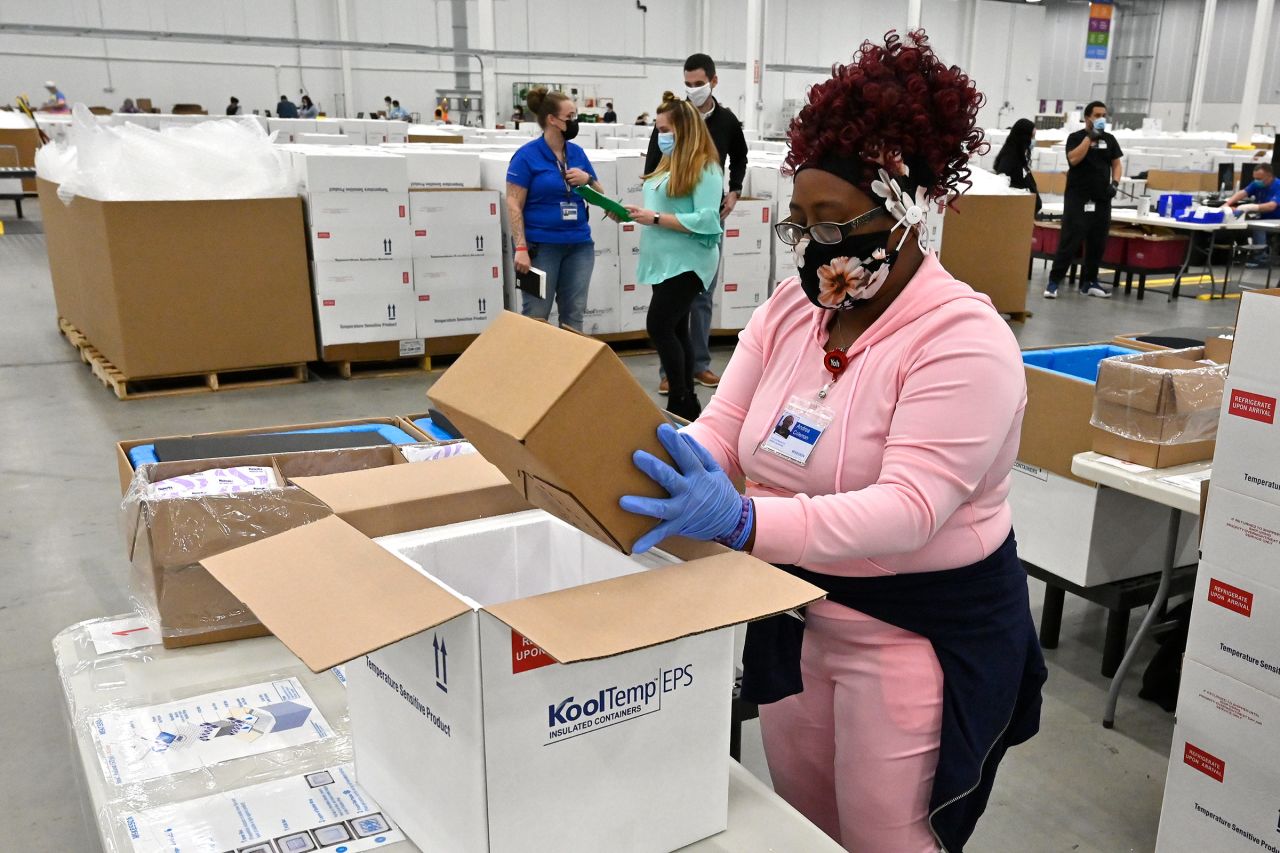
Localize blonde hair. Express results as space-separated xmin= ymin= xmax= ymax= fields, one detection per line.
xmin=645 ymin=91 xmax=721 ymax=197
xmin=526 ymin=87 xmax=572 ymax=129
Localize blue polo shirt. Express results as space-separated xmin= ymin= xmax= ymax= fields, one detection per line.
xmin=506 ymin=138 xmax=597 ymax=244
xmin=1246 ymin=179 xmax=1280 ymax=219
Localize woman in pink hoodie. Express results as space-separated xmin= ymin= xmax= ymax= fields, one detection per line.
xmin=621 ymin=31 xmax=1046 ymax=853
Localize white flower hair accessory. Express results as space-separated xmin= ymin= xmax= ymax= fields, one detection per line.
xmin=871 ymin=166 xmax=933 ymax=254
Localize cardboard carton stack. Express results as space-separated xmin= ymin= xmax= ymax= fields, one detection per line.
xmin=1156 ymin=291 xmax=1280 ymax=852
xmin=293 ymin=148 xmax=417 ymax=347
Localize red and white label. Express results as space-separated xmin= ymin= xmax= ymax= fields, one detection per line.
xmin=1208 ymin=577 xmax=1254 ymax=617
xmin=317 ymin=231 xmax=331 ymax=239
xmin=511 ymin=630 xmax=555 ymax=674
xmin=761 ymin=208 xmax=771 ymax=223
xmin=623 ymin=224 xmax=636 ymax=233
xmin=724 ymin=283 xmax=739 ymax=292
xmin=418 ymin=294 xmax=430 ymax=302
xmin=491 ymin=266 xmax=499 ymax=278
xmin=415 ymin=229 xmax=427 ymax=237
xmin=322 ymin=299 xmax=336 ymax=307
xmin=623 ymin=283 xmax=636 ymax=292
xmin=489 ymin=203 xmax=497 ymax=215
xmin=1183 ymin=742 xmax=1226 ymax=782
xmin=1229 ymin=389 xmax=1277 ymax=424
xmin=398 ymin=205 xmax=406 ymax=218
xmin=402 ymin=271 xmax=410 ymax=284
xmin=725 ymin=229 xmax=740 ymax=238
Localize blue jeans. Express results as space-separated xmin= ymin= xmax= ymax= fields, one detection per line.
xmin=521 ymin=241 xmax=595 ymax=332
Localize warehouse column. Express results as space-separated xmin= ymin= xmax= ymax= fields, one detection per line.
xmin=744 ymin=0 xmax=763 ymax=132
xmin=1236 ymin=0 xmax=1274 ymax=145
xmin=1186 ymin=0 xmax=1215 ymax=132
xmin=908 ymin=0 xmax=922 ymax=30
xmin=336 ymin=0 xmax=354 ymax=118
xmin=700 ymin=0 xmax=713 ymax=54
xmin=478 ymin=0 xmax=498 ymax=128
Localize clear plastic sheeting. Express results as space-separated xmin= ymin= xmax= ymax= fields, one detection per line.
xmin=45 ymin=104 xmax=293 ymax=203
xmin=1090 ymin=347 xmax=1227 ymax=445
xmin=51 ymin=617 xmax=410 ymax=853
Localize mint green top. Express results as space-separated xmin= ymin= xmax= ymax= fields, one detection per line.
xmin=636 ymin=164 xmax=724 ymax=290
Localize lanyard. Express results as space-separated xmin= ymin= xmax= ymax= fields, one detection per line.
xmin=818 ymin=347 xmax=850 ymax=399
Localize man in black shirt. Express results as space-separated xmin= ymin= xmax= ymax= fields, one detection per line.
xmin=644 ymin=53 xmax=749 ymax=391
xmin=603 ymin=102 xmax=618 ymax=124
xmin=1046 ymin=100 xmax=1123 ymax=298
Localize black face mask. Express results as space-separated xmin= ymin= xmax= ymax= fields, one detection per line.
xmin=795 ymin=229 xmax=898 ymax=310
xmin=561 ymin=118 xmax=580 ymax=141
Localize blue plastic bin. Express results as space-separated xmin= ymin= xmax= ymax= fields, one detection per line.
xmin=1021 ymin=345 xmax=1135 ymax=383
xmin=1157 ymin=193 xmax=1193 ymax=218
xmin=128 ymin=423 xmax=419 ymax=469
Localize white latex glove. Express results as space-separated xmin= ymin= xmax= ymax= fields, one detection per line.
xmin=1239 ymin=203 xmax=1260 ymax=214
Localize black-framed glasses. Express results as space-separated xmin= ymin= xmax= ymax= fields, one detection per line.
xmin=774 ymin=208 xmax=886 ymax=246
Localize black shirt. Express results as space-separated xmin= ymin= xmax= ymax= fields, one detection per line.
xmin=993 ymin=146 xmax=1041 ymax=213
xmin=603 ymin=110 xmax=617 ymax=124
xmin=1064 ymin=128 xmax=1122 ymax=202
xmin=644 ymin=101 xmax=749 ymax=194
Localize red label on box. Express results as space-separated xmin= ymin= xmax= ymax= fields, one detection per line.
xmin=623 ymin=224 xmax=635 ymax=232
xmin=726 ymin=229 xmax=740 ymax=238
xmin=489 ymin=203 xmax=497 ymax=215
xmin=402 ymin=272 xmax=410 ymax=284
xmin=398 ymin=205 xmax=406 ymax=218
xmin=1229 ymin=389 xmax=1277 ymax=424
xmin=415 ymin=229 xmax=427 ymax=237
xmin=317 ymin=232 xmax=331 ymax=239
xmin=491 ymin=266 xmax=499 ymax=278
xmin=1183 ymin=742 xmax=1226 ymax=782
xmin=1207 ymin=578 xmax=1254 ymax=616
xmin=511 ymin=630 xmax=555 ymax=674
xmin=725 ymin=283 xmax=739 ymax=292
xmin=322 ymin=299 xmax=336 ymax=307
xmin=761 ymin=208 xmax=771 ymax=223
xmin=418 ymin=294 xmax=430 ymax=302
xmin=624 ymin=283 xmax=636 ymax=291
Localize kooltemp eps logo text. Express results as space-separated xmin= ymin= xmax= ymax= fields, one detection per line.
xmin=545 ymin=665 xmax=694 ymax=746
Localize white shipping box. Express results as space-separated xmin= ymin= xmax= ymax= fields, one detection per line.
xmin=712 ymin=254 xmax=771 ymax=330
xmin=413 ymin=255 xmax=503 ymax=294
xmin=1200 ymin=485 xmax=1280 ymax=588
xmin=479 ymin=152 xmax=515 ymax=192
xmin=414 ymin=280 xmax=502 ymax=338
xmin=1155 ymin=724 xmax=1280 ymax=852
xmin=615 ymin=153 xmax=646 ymax=203
xmin=619 ymin=221 xmax=642 ymax=259
xmin=315 ymin=291 xmax=417 ymax=345
xmin=619 ymin=254 xmax=650 ymax=333
xmin=1210 ymin=380 xmax=1280 ymax=509
xmin=306 ymin=192 xmax=410 ymax=229
xmin=722 ymin=199 xmax=772 ymax=256
xmin=1008 ymin=465 xmax=1199 ymax=587
xmin=1185 ymin=561 xmax=1280 ymax=698
xmin=583 ymin=257 xmax=621 ymax=336
xmin=400 ymin=149 xmax=482 ymax=189
xmin=339 ymin=120 xmax=370 ymax=144
xmin=313 ymin=260 xmax=413 ymax=294
xmin=268 ymin=118 xmax=316 ymax=143
xmin=1175 ymin=658 xmax=1280 ymax=772
xmin=410 ymin=191 xmax=503 ymax=259
xmin=589 ymin=214 xmax=619 ymax=257
xmin=310 ymin=226 xmax=412 ymax=263
xmin=747 ymin=165 xmax=780 ymax=203
xmin=292 ymin=149 xmax=408 ymax=194
xmin=352 ymin=512 xmax=734 ymax=853
xmin=294 ymin=133 xmax=356 ymax=146
xmin=590 ymin=154 xmax=620 ymax=199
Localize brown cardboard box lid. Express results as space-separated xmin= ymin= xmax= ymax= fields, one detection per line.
xmin=428 ymin=312 xmax=672 ymax=554
xmin=1094 ymin=348 xmax=1223 ymax=414
xmin=292 ymin=453 xmax=530 ymax=538
xmin=203 ymin=515 xmax=473 ymax=672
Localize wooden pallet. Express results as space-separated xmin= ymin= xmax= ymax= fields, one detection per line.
xmin=58 ymin=319 xmax=308 ymax=400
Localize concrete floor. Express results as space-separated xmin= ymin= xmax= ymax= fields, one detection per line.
xmin=0 ymin=199 xmax=1252 ymax=851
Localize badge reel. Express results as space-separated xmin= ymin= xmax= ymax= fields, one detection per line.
xmin=759 ymin=349 xmax=845 ymax=467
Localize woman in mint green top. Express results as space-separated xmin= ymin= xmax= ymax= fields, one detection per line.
xmin=624 ymin=93 xmax=725 ymax=421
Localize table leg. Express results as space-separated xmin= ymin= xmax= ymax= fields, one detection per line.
xmin=1170 ymin=234 xmax=1196 ymax=302
xmin=1103 ymin=507 xmax=1180 ymax=728
xmin=1039 ymin=585 xmax=1065 ymax=649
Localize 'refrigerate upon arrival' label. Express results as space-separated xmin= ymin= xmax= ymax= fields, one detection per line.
xmin=121 ymin=763 xmax=404 ymax=853
xmin=1207 ymin=578 xmax=1254 ymax=617
xmin=1228 ymin=389 xmax=1277 ymax=424
xmin=1182 ymin=741 xmax=1226 ymax=782
xmin=512 ymin=630 xmax=555 ymax=674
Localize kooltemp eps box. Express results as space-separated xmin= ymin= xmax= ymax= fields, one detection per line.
xmin=314 ymin=291 xmax=417 ymax=346
xmin=620 ymin=253 xmax=650 ymax=333
xmin=1185 ymin=560 xmax=1280 ymax=697
xmin=306 ymin=192 xmax=410 ymax=229
xmin=397 ymin=148 xmax=482 ymax=189
xmin=310 ymin=226 xmax=412 ymax=263
xmin=413 ymin=259 xmax=503 ymax=338
xmin=1155 ymin=723 xmax=1280 ymax=852
xmin=712 ymin=253 xmax=771 ymax=330
xmin=410 ymin=191 xmax=503 ymax=259
xmin=721 ymin=199 xmax=772 ymax=256
xmin=584 ymin=256 xmax=621 ymax=336
xmin=292 ymin=149 xmax=408 ymax=194
xmin=1200 ymin=484 xmax=1280 ymax=588
xmin=312 ymin=260 xmax=413 ymax=294
xmin=1174 ymin=657 xmax=1280 ymax=773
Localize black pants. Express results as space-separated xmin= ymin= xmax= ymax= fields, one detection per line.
xmin=647 ymin=271 xmax=704 ymax=401
xmin=1050 ymin=196 xmax=1111 ymax=285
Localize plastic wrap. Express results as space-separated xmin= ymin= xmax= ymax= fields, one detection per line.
xmin=52 ymin=617 xmax=411 ymax=853
xmin=1090 ymin=347 xmax=1227 ymax=445
xmin=51 ymin=104 xmax=294 ymax=203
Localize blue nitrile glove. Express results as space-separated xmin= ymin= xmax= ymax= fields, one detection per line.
xmin=620 ymin=423 xmax=746 ymax=553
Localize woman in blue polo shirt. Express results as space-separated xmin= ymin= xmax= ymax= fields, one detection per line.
xmin=506 ymin=88 xmax=606 ymax=332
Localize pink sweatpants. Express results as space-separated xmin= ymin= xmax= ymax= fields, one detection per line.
xmin=759 ymin=608 xmax=944 ymax=852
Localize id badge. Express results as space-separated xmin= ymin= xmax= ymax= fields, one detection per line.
xmin=561 ymin=201 xmax=579 ymax=221
xmin=1084 ymin=201 xmax=1097 ymax=213
xmin=760 ymin=396 xmax=834 ymax=467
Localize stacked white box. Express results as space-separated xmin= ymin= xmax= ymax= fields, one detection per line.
xmin=267 ymin=118 xmax=316 ymax=143
xmin=582 ymin=257 xmax=621 ymax=336
xmin=409 ymin=190 xmax=504 ymax=339
xmin=722 ymin=199 xmax=772 ymax=257
xmin=410 ymin=191 xmax=503 ymax=259
xmin=712 ymin=253 xmax=771 ymax=331
xmin=397 ymin=148 xmax=482 ymax=190
xmin=307 ymin=193 xmax=413 ymax=293
xmin=614 ymin=153 xmax=646 ymax=205
xmin=619 ymin=254 xmax=650 ymax=333
xmin=1158 ymin=291 xmax=1280 ymax=847
xmin=314 ymin=292 xmax=417 ymax=346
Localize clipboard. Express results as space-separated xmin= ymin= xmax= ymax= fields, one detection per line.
xmin=574 ymin=185 xmax=632 ymax=221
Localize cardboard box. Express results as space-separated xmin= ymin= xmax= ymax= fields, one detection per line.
xmin=1185 ymin=561 xmax=1280 ymax=697
xmin=940 ymin=193 xmax=1035 ymax=317
xmin=721 ymin=199 xmax=772 ymax=256
xmin=313 ymin=260 xmax=413 ymax=294
xmin=310 ymin=225 xmax=412 ymax=263
xmin=45 ymin=188 xmax=317 ymax=378
xmin=292 ymin=149 xmax=408 ymax=193
xmin=1090 ymin=348 xmax=1224 ymax=468
xmin=1032 ymin=171 xmax=1067 ymax=195
xmin=315 ymin=291 xmax=417 ymax=346
xmin=1200 ymin=485 xmax=1280 ymax=589
xmin=583 ymin=257 xmax=621 ymax=336
xmin=1008 ymin=465 xmax=1199 ymax=587
xmin=1204 ymin=333 xmax=1234 ymax=364
xmin=306 ymin=192 xmax=410 ymax=229
xmin=712 ymin=254 xmax=771 ymax=330
xmin=1146 ymin=170 xmax=1218 ymax=193
xmin=619 ymin=254 xmax=650 ymax=333
xmin=0 ymin=126 xmax=40 ymax=191
xmin=1155 ymin=724 xmax=1280 ymax=852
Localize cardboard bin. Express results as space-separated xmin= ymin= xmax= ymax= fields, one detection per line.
xmin=1090 ymin=347 xmax=1225 ymax=468
xmin=939 ymin=192 xmax=1035 ymax=317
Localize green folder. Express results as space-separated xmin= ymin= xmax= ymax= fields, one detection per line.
xmin=574 ymin=185 xmax=632 ymax=222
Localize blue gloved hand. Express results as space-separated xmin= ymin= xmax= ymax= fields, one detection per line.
xmin=620 ymin=423 xmax=746 ymax=553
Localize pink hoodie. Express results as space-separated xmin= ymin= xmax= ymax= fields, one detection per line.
xmin=685 ymin=253 xmax=1026 ymax=592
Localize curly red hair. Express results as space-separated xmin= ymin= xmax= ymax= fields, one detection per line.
xmin=784 ymin=29 xmax=986 ymax=203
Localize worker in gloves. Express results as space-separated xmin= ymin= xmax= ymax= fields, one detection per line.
xmin=618 ymin=29 xmax=1046 ymax=853
xmin=1224 ymin=162 xmax=1280 ymax=268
